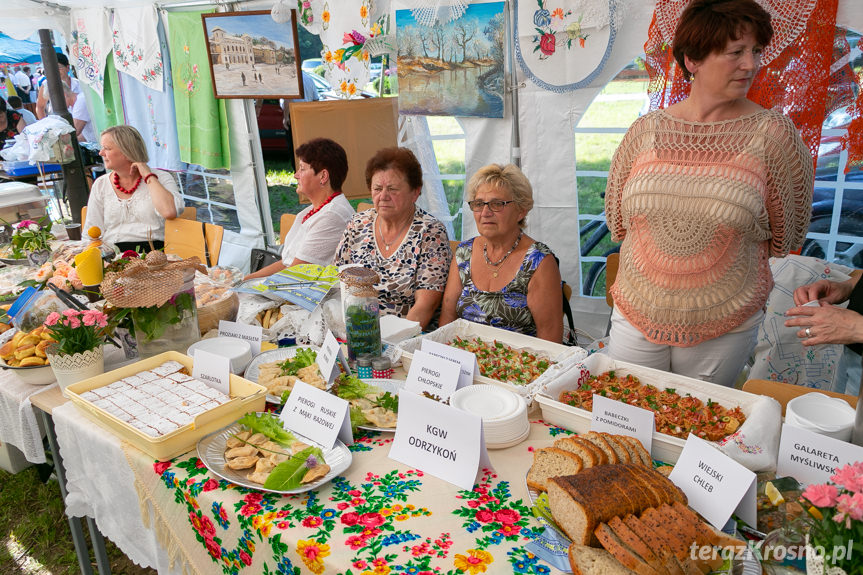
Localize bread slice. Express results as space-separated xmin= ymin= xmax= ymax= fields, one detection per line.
xmin=569 ymin=543 xmax=638 ymax=575
xmin=600 ymin=433 xmax=632 ymax=463
xmin=555 ymin=436 xmax=601 ymax=467
xmin=607 ymin=516 xmax=668 ymax=575
xmin=663 ymin=504 xmax=724 ymax=572
xmin=576 ymin=435 xmax=609 ymax=465
xmin=526 ymin=447 xmax=583 ymax=492
xmin=582 ymin=432 xmax=619 ymax=464
xmin=628 ymin=464 xmax=688 ymax=506
xmin=638 ymin=508 xmax=701 ymax=575
xmin=623 ymin=514 xmax=684 ymax=575
xmin=595 ymin=522 xmax=663 ymax=575
xmin=613 ymin=435 xmax=640 ymax=463
xmin=619 ymin=435 xmax=652 ymax=466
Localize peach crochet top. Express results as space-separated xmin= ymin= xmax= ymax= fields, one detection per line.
xmin=605 ymin=108 xmax=813 ymax=347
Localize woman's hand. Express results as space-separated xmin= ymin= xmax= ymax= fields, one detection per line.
xmin=130 ymin=162 xmax=152 ymax=179
xmin=784 ymin=303 xmax=863 ymax=346
xmin=792 ymin=277 xmax=857 ymax=306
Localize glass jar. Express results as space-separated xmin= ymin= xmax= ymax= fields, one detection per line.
xmin=131 ymin=268 xmax=200 ymax=358
xmin=339 ymin=267 xmax=382 ymax=361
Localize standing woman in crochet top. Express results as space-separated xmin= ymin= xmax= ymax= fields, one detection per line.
xmin=605 ymin=0 xmax=813 ymax=387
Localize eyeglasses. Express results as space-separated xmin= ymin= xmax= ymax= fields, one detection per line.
xmin=467 ymin=199 xmax=515 ymax=212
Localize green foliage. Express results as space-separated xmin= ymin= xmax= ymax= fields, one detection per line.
xmin=237 ymin=411 xmax=296 ymax=446
xmin=263 ymin=446 xmax=325 ymax=491
xmin=129 ymin=291 xmax=195 ymax=343
xmin=277 ymin=347 xmax=317 ymax=376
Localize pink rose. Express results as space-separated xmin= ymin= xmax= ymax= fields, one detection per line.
xmin=346 ymin=535 xmax=366 ymax=550
xmin=467 ymin=500 xmax=479 ymax=508
xmin=475 ymin=509 xmax=494 ymax=523
xmin=204 ymin=536 xmax=221 ymax=558
xmin=302 ymin=516 xmax=323 ymax=528
xmin=803 ymin=483 xmax=839 ymax=508
xmin=337 ymin=502 xmax=349 ymax=510
xmin=239 ymin=550 xmax=251 ymax=566
xmin=153 ymin=461 xmax=171 ymax=474
xmin=494 ymin=509 xmax=521 ymax=524
xmin=202 ymin=479 xmax=218 ymax=491
xmin=244 ymin=492 xmax=263 ymax=504
xmin=359 ymin=512 xmax=385 ymax=527
xmin=341 ymin=511 xmax=360 ymax=526
xmin=539 ymin=33 xmax=556 ymax=56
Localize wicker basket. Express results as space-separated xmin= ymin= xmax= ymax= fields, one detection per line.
xmin=197 ymin=291 xmax=239 ymax=335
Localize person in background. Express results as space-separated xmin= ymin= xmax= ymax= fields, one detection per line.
xmin=0 ymin=98 xmax=25 ymax=147
xmin=440 ymin=164 xmax=563 ymax=342
xmin=280 ymin=71 xmax=320 ymax=170
xmin=786 ymin=273 xmax=863 ymax=349
xmin=6 ymin=96 xmax=37 ymax=125
xmin=84 ymin=125 xmax=184 ymax=253
xmin=604 ymin=0 xmax=813 ymax=387
xmin=70 ymin=89 xmax=95 ymax=142
xmin=12 ymin=66 xmax=31 ymax=104
xmin=334 ymin=147 xmax=451 ymax=329
xmin=244 ymin=138 xmax=355 ymax=280
xmin=36 ymin=53 xmax=80 ymax=119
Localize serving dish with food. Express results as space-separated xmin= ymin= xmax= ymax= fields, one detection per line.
xmin=244 ymin=346 xmax=325 ymax=403
xmin=196 ymin=411 xmax=350 ymax=494
xmin=331 ymin=374 xmax=400 ymax=433
xmin=535 ymin=354 xmax=767 ymax=465
xmin=396 ymin=319 xmax=586 ymax=403
xmin=65 ymin=351 xmax=266 ymax=460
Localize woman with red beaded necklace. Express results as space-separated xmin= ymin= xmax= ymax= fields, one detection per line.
xmin=84 ymin=125 xmax=184 ymax=253
xmin=244 ymin=138 xmax=355 ymax=280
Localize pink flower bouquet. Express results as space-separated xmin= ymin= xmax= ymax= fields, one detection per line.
xmin=43 ymin=309 xmax=110 ymax=356
xmin=802 ymin=461 xmax=863 ymax=574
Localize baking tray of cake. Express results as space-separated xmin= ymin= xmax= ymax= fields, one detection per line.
xmin=534 ymin=353 xmax=766 ymax=465
xmin=65 ymin=351 xmax=267 ymax=460
xmin=395 ymin=319 xmax=587 ymax=404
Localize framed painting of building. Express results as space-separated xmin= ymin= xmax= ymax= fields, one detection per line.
xmin=202 ymin=10 xmax=303 ymax=99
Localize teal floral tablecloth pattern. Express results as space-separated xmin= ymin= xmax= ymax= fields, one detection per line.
xmin=125 ymin=422 xmax=569 ymax=574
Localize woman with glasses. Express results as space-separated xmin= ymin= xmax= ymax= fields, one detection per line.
xmin=334 ymin=147 xmax=451 ymax=329
xmin=440 ymin=164 xmax=563 ymax=342
xmin=245 ymin=138 xmax=354 ymax=280
xmin=605 ymin=0 xmax=812 ymax=387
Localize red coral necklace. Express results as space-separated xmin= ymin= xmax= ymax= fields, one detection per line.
xmin=302 ymin=191 xmax=340 ymax=223
xmin=113 ymin=172 xmax=142 ymax=195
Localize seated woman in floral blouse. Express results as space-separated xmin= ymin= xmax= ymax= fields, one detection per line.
xmin=440 ymin=164 xmax=563 ymax=342
xmin=334 ymin=147 xmax=451 ymax=329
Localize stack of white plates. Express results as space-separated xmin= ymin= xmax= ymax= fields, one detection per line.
xmin=449 ymin=385 xmax=530 ymax=449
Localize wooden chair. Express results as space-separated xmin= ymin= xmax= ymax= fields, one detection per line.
xmin=357 ymin=202 xmax=374 ymax=212
xmin=742 ymin=379 xmax=857 ymax=416
xmin=279 ymin=213 xmax=297 ymax=244
xmin=164 ymin=218 xmax=223 ymax=267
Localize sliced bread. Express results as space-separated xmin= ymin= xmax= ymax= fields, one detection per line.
xmin=581 ymin=432 xmax=620 ymax=464
xmin=569 ymin=544 xmax=639 ymax=575
xmin=555 ymin=436 xmax=601 ymax=467
xmin=598 ymin=433 xmax=632 ymax=463
xmin=526 ymin=447 xmax=583 ymax=492
xmin=607 ymin=515 xmax=668 ymax=575
xmin=623 ymin=514 xmax=684 ymax=575
xmin=595 ymin=522 xmax=663 ymax=575
xmin=619 ymin=435 xmax=652 ymax=466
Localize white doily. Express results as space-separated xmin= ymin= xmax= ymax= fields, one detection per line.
xmin=406 ymin=0 xmax=471 ymax=27
xmin=271 ymin=0 xmax=292 ymax=23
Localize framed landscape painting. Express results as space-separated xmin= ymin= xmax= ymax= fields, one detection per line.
xmin=202 ymin=10 xmax=303 ymax=99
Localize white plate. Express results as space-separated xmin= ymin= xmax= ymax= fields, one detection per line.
xmin=196 ymin=418 xmax=351 ymax=494
xmin=337 ymin=378 xmax=402 ymax=433
xmin=450 ymin=385 xmax=522 ymax=421
xmin=486 ymin=424 xmax=530 ymax=450
xmin=244 ymin=346 xmax=322 ymax=403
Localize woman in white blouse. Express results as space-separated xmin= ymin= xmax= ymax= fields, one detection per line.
xmin=84 ymin=125 xmax=184 ymax=253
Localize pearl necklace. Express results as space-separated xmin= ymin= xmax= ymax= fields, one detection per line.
xmin=483 ymin=231 xmax=523 ymax=278
xmin=113 ymin=172 xmax=142 ymax=195
xmin=302 ymin=191 xmax=340 ymax=223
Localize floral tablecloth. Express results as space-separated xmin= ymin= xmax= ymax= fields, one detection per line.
xmin=122 ymin=421 xmax=574 ymax=575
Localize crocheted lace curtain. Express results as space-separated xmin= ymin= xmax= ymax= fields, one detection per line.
xmin=644 ymin=0 xmax=863 ymax=171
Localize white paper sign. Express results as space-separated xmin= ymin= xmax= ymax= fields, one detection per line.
xmin=421 ymin=339 xmax=477 ymax=390
xmin=317 ymin=331 xmax=349 ymax=384
xmin=389 ymin=391 xmax=492 ymax=490
xmin=669 ymin=434 xmax=757 ymax=529
xmin=776 ymin=423 xmax=863 ymax=486
xmin=280 ymin=380 xmax=353 ymax=448
xmin=590 ymin=394 xmax=655 ymax=454
xmin=218 ymin=320 xmax=263 ymax=355
xmin=405 ymin=349 xmax=462 ymax=400
xmin=192 ymin=349 xmax=231 ymax=396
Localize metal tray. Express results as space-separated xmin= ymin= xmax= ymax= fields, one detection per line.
xmin=196 ymin=418 xmax=351 ymax=494
xmin=244 ymin=346 xmax=323 ymax=403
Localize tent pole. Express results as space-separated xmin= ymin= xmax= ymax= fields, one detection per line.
xmin=39 ymin=29 xmax=88 ymax=224
xmin=505 ymin=0 xmax=520 ymax=167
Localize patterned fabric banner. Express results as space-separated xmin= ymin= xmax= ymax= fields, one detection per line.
xmin=118 ymin=15 xmax=182 ymax=171
xmin=166 ymin=10 xmax=230 ymax=170
xmin=70 ymin=8 xmax=112 ymax=100
xmin=87 ymin=56 xmax=125 ymax=135
xmin=112 ymin=5 xmax=165 ymax=92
